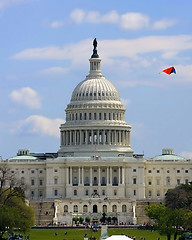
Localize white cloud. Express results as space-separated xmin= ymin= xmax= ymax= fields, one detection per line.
xmin=0 ymin=0 xmax=30 ymax=9
xmin=174 ymin=64 xmax=192 ymax=83
xmin=40 ymin=66 xmax=68 ymax=75
xmin=121 ymin=98 xmax=131 ymax=107
xmin=11 ymin=115 xmax=64 ymax=138
xmin=9 ymin=87 xmax=41 ymax=109
xmin=12 ymin=35 xmax=192 ymax=62
xmin=50 ymin=21 xmax=64 ymax=29
xmin=11 ymin=36 xmax=192 ymax=85
xmin=69 ymin=9 xmax=176 ymax=31
xmin=70 ymin=9 xmax=85 ymax=24
xmin=180 ymin=151 xmax=192 ymax=159
xmin=120 ymin=12 xmax=149 ymax=30
xmin=153 ymin=18 xmax=177 ymax=30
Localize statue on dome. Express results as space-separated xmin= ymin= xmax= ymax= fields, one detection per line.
xmin=91 ymin=38 xmax=99 ymax=58
xmin=93 ymin=38 xmax=97 ymax=50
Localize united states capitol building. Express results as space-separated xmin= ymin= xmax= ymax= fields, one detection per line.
xmin=1 ymin=40 xmax=192 ymax=225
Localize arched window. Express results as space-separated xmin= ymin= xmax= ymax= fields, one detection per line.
xmin=84 ymin=177 xmax=89 ymax=186
xmin=112 ymin=205 xmax=117 ymax=213
xmin=101 ymin=177 xmax=106 ymax=186
xmin=113 ymin=177 xmax=118 ymax=186
xmin=93 ymin=177 xmax=98 ymax=186
xmin=103 ymin=205 xmax=107 ymax=213
xmin=21 ymin=177 xmax=25 ymax=185
xmin=73 ymin=177 xmax=78 ymax=185
xmin=73 ymin=205 xmax=78 ymax=213
xmin=83 ymin=205 xmax=88 ymax=213
xmin=64 ymin=205 xmax=68 ymax=213
xmin=166 ymin=177 xmax=170 ymax=186
xmin=93 ymin=205 xmax=97 ymax=213
xmin=122 ymin=205 xmax=127 ymax=213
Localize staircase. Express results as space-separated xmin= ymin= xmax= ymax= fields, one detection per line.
xmin=30 ymin=201 xmax=55 ymax=226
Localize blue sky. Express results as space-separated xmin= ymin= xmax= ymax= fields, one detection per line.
xmin=1 ymin=0 xmax=192 ymax=159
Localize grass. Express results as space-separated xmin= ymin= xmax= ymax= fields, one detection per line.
xmin=27 ymin=228 xmax=167 ymax=240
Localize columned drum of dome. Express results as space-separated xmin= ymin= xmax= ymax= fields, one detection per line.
xmin=58 ymin=40 xmax=133 ymax=157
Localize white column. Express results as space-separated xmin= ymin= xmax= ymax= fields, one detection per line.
xmin=103 ymin=130 xmax=105 ymax=144
xmin=128 ymin=130 xmax=131 ymax=147
xmin=122 ymin=167 xmax=125 ymax=184
xmin=80 ymin=130 xmax=82 ymax=145
xmin=86 ymin=130 xmax=88 ymax=144
xmin=110 ymin=167 xmax=112 ymax=185
xmin=70 ymin=167 xmax=72 ymax=185
xmin=91 ymin=130 xmax=93 ymax=144
xmin=69 ymin=131 xmax=72 ymax=145
xmin=90 ymin=167 xmax=92 ymax=186
xmin=98 ymin=167 xmax=101 ymax=185
xmin=97 ymin=130 xmax=99 ymax=145
xmin=109 ymin=130 xmax=111 ymax=145
xmin=107 ymin=167 xmax=109 ymax=184
xmin=66 ymin=167 xmax=69 ymax=184
xmin=82 ymin=167 xmax=84 ymax=185
xmin=79 ymin=167 xmax=81 ymax=185
xmin=118 ymin=167 xmax=121 ymax=185
xmin=119 ymin=131 xmax=121 ymax=145
xmin=74 ymin=130 xmax=76 ymax=145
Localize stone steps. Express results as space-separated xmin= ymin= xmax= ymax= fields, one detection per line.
xmin=30 ymin=201 xmax=55 ymax=226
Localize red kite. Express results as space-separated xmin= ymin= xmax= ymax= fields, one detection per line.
xmin=161 ymin=66 xmax=176 ymax=75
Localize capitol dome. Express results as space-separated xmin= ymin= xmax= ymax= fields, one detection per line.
xmin=58 ymin=39 xmax=133 ymax=157
xmin=71 ymin=77 xmax=121 ymax=102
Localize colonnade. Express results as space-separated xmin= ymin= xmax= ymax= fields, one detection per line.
xmin=66 ymin=166 xmax=125 ymax=186
xmin=61 ymin=129 xmax=131 ymax=147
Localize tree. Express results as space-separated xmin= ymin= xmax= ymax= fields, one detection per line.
xmin=0 ymin=164 xmax=34 ymax=239
xmin=146 ymin=204 xmax=185 ymax=240
xmin=165 ymin=184 xmax=192 ymax=210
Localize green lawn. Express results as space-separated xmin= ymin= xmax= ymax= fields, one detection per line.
xmin=27 ymin=228 xmax=167 ymax=240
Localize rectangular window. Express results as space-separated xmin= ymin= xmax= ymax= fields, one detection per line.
xmin=148 ymin=180 xmax=152 ymax=185
xmin=133 ymin=169 xmax=136 ymax=172
xmin=114 ymin=190 xmax=117 ymax=196
xmin=74 ymin=190 xmax=77 ymax=196
xmin=94 ymin=113 xmax=97 ymax=120
xmin=148 ymin=191 xmax=151 ymax=197
xmin=177 ymin=170 xmax=180 ymax=173
xmin=177 ymin=179 xmax=180 ymax=185
xmin=54 ymin=190 xmax=58 ymax=196
xmin=102 ymin=190 xmax=105 ymax=196
xmin=39 ymin=179 xmax=43 ymax=186
xmin=185 ymin=170 xmax=189 ymax=173
xmin=54 ymin=178 xmax=58 ymax=184
xmin=133 ymin=178 xmax=136 ymax=184
xmin=185 ymin=179 xmax=189 ymax=184
xmin=85 ymin=190 xmax=89 ymax=196
xmin=31 ymin=170 xmax=35 ymax=174
xmin=89 ymin=113 xmax=92 ymax=120
xmin=133 ymin=190 xmax=136 ymax=196
xmin=31 ymin=179 xmax=35 ymax=186
xmin=148 ymin=170 xmax=152 ymax=173
xmin=156 ymin=179 xmax=160 ymax=185
xmin=157 ymin=170 xmax=160 ymax=173
xmin=99 ymin=113 xmax=102 ymax=120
